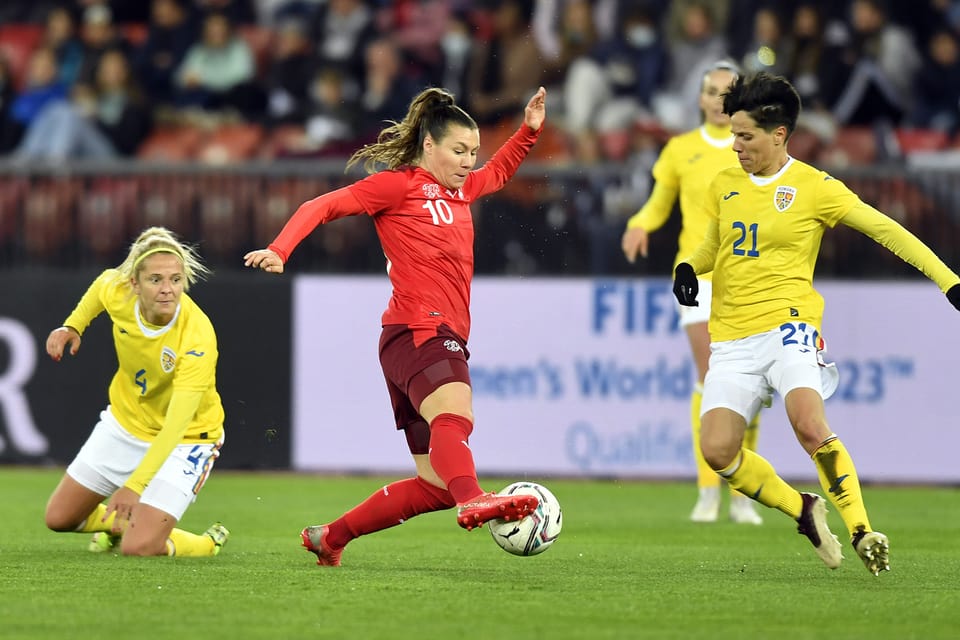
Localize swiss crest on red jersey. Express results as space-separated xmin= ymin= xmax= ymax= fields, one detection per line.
xmin=422 ymin=183 xmax=441 ymax=199
xmin=774 ymin=186 xmax=796 ymax=212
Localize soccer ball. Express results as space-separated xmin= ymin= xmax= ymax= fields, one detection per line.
xmin=488 ymin=481 xmax=562 ymax=556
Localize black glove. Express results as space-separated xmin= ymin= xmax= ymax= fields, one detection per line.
xmin=673 ymin=263 xmax=699 ymax=307
xmin=948 ymin=283 xmax=960 ymax=311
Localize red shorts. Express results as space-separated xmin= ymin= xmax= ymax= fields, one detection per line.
xmin=379 ymin=323 xmax=471 ymax=454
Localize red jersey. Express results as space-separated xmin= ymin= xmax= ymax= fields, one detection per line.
xmin=269 ymin=124 xmax=541 ymax=342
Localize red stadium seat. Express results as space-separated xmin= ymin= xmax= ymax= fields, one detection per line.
xmin=137 ymin=126 xmax=205 ymax=162
xmin=787 ymin=127 xmax=822 ymax=163
xmin=197 ymin=123 xmax=265 ymax=164
xmin=895 ymin=128 xmax=949 ymax=155
xmin=817 ymin=127 xmax=878 ymax=167
xmin=0 ymin=23 xmax=43 ymax=90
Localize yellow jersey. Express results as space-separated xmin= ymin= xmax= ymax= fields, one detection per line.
xmin=627 ymin=123 xmax=737 ymax=276
xmin=687 ymin=158 xmax=960 ymax=341
xmin=64 ymin=269 xmax=224 ymax=443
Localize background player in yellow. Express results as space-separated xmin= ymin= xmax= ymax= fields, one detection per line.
xmin=673 ymin=71 xmax=960 ymax=575
xmin=44 ymin=227 xmax=229 ymax=557
xmin=622 ymin=61 xmax=762 ymax=525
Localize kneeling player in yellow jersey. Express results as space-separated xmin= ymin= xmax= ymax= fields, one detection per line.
xmin=673 ymin=72 xmax=960 ymax=576
xmin=623 ymin=61 xmax=763 ymax=525
xmin=44 ymin=227 xmax=229 ymax=557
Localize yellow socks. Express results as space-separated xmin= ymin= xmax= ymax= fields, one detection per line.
xmin=74 ymin=504 xmax=117 ymax=533
xmin=729 ymin=410 xmax=762 ymax=499
xmin=165 ymin=528 xmax=217 ymax=557
xmin=812 ymin=436 xmax=871 ymax=536
xmin=691 ymin=386 xmax=720 ymax=489
xmin=719 ymin=449 xmax=803 ymax=518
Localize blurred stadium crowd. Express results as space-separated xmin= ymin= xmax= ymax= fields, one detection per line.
xmin=1 ymin=0 xmax=959 ymax=275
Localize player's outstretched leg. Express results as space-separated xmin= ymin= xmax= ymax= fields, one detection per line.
xmin=301 ymin=525 xmax=343 ymax=567
xmin=852 ymin=528 xmax=890 ymax=576
xmin=456 ymin=492 xmax=539 ymax=531
xmin=795 ymin=492 xmax=843 ymax=569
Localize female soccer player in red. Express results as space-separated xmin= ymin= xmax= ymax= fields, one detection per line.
xmin=244 ymin=85 xmax=547 ymax=566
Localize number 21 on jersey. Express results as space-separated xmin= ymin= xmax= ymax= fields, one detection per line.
xmin=732 ymin=221 xmax=759 ymax=257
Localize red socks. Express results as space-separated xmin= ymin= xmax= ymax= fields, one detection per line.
xmin=327 ymin=477 xmax=456 ymax=548
xmin=323 ymin=412 xmax=482 ymax=548
xmin=428 ymin=412 xmax=483 ymax=503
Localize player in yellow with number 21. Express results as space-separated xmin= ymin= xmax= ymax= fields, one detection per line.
xmin=44 ymin=227 xmax=229 ymax=557
xmin=672 ymin=72 xmax=960 ymax=575
xmin=622 ymin=60 xmax=763 ymax=526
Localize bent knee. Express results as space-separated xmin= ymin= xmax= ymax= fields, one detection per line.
xmin=44 ymin=508 xmax=82 ymax=532
xmin=702 ymin=446 xmax=739 ymax=471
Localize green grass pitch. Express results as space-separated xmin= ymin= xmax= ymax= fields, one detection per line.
xmin=2 ymin=467 xmax=959 ymax=639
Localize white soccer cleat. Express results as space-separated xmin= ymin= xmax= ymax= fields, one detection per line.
xmin=852 ymin=529 xmax=890 ymax=576
xmin=729 ymin=495 xmax=763 ymax=525
xmin=796 ymin=492 xmax=843 ymax=569
xmin=689 ymin=486 xmax=721 ymax=523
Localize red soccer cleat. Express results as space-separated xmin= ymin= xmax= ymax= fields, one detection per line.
xmin=456 ymin=492 xmax=539 ymax=531
xmin=300 ymin=525 xmax=343 ymax=567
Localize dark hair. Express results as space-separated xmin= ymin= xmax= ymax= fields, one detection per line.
xmin=722 ymin=72 xmax=801 ymax=136
xmin=346 ymin=87 xmax=477 ymax=173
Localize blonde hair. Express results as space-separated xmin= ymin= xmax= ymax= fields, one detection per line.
xmin=346 ymin=87 xmax=477 ymax=174
xmin=116 ymin=227 xmax=210 ymax=290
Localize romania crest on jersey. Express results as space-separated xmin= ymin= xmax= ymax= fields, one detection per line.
xmin=774 ymin=186 xmax=796 ymax=212
xmin=161 ymin=346 xmax=177 ymax=373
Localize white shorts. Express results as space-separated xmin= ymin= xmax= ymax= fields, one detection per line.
xmin=701 ymin=324 xmax=840 ymax=421
xmin=66 ymin=407 xmax=223 ymax=521
xmin=678 ymin=278 xmax=712 ymax=327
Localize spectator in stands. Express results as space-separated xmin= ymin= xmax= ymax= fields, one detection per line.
xmin=562 ymin=5 xmax=666 ymax=162
xmin=309 ymin=0 xmax=378 ymax=100
xmin=174 ymin=11 xmax=263 ymax=120
xmin=75 ymin=4 xmax=131 ymax=88
xmin=909 ymin=28 xmax=960 ymax=136
xmin=7 ymin=47 xmax=68 ymax=144
xmin=374 ymin=0 xmax=450 ymax=83
xmin=538 ymin=0 xmax=599 ymax=89
xmin=295 ymin=64 xmax=360 ymax=155
xmin=262 ymin=16 xmax=314 ymax=126
xmin=356 ymin=37 xmax=422 ymax=142
xmin=15 ymin=48 xmax=151 ymax=160
xmin=784 ymin=3 xmax=848 ymax=113
xmin=254 ymin=0 xmax=326 ymax=26
xmin=41 ymin=5 xmax=85 ymax=88
xmin=134 ymin=0 xmax=199 ymax=107
xmin=830 ymin=0 xmax=922 ymax=126
xmin=740 ymin=5 xmax=793 ymax=77
xmin=654 ymin=1 xmax=730 ymax=131
xmin=437 ymin=10 xmax=473 ymax=104
xmin=465 ymin=0 xmax=542 ymax=126
xmin=532 ymin=0 xmax=618 ymax=65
